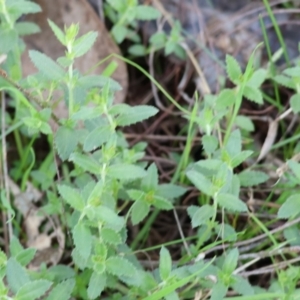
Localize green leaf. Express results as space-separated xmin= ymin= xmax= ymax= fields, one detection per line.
xmin=106 ymin=257 xmax=137 ymax=277
xmin=73 ymin=223 xmax=92 ymax=261
xmin=222 ymin=248 xmax=239 ymax=275
xmin=29 ymin=50 xmax=65 ymax=81
xmin=0 ymin=28 xmax=18 ymax=53
xmin=188 ymin=205 xmax=214 ymax=228
xmin=73 ymin=31 xmax=98 ymax=58
xmin=210 ymin=282 xmax=228 ymax=300
xmin=83 ymin=126 xmax=112 ymax=151
xmin=94 ymin=206 xmax=125 ymax=231
xmin=141 ymin=163 xmax=158 ymax=191
xmin=15 ymin=280 xmax=52 ymax=300
xmin=156 ymin=184 xmax=186 ymax=199
xmin=217 ymin=193 xmax=248 ymax=212
xmin=108 ymin=164 xmax=146 ymax=180
xmin=87 ymin=272 xmax=106 ymax=299
xmin=287 ymin=160 xmax=300 ymax=180
xmin=230 ymin=151 xmax=253 ymax=168
xmin=134 ymin=5 xmax=161 ymax=20
xmin=232 ymin=275 xmax=254 ymax=296
xmin=202 ymin=135 xmax=218 ymax=155
xmin=111 ymin=25 xmax=127 ymax=43
xmin=69 ymin=153 xmax=101 ymax=175
xmin=45 ymin=279 xmax=75 ymax=300
xmin=78 ymin=75 xmax=121 ymax=91
xmin=226 ymin=55 xmax=242 ymax=84
xmin=159 ymin=247 xmax=172 ymax=281
xmin=216 ymin=89 xmax=236 ymax=109
xmin=235 ymin=115 xmax=255 ymax=132
xmin=238 ymin=170 xmax=269 ymax=187
xmin=9 ymin=236 xmax=23 ymax=257
xmin=15 ymin=248 xmax=36 ymax=266
xmin=283 ymin=66 xmax=300 ymax=77
xmin=7 ymin=1 xmax=41 ymax=16
xmin=131 ymin=200 xmax=150 ymax=225
xmin=153 ymin=195 xmax=173 ymax=210
xmin=47 ymin=19 xmax=65 ymax=45
xmin=6 ymin=258 xmax=30 ymax=294
xmin=196 ymin=159 xmax=222 ymax=170
xmin=225 ymin=129 xmax=242 ymax=158
xmin=100 ymin=228 xmax=122 ymax=245
xmin=243 ymin=85 xmax=263 ymax=104
xmin=291 ymin=94 xmax=300 ymax=114
xmin=215 ymin=224 xmax=237 ymax=242
xmin=247 ymin=68 xmax=267 ymax=88
xmin=186 ymin=170 xmax=214 ymax=196
xmin=273 ymin=74 xmax=295 ymax=89
xmin=15 ymin=22 xmax=40 ymax=36
xmin=278 ymin=194 xmax=300 ymax=219
xmin=116 ymin=105 xmax=158 ymax=126
xmin=128 ymin=44 xmax=147 ymax=56
xmin=57 ymin=184 xmax=85 ymax=211
xmin=55 ymin=126 xmax=79 ymax=161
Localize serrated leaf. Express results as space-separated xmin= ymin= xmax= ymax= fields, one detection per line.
xmin=156 ymin=184 xmax=186 ymax=199
xmin=101 ymin=228 xmax=121 ymax=245
xmin=73 ymin=223 xmax=92 ymax=261
xmin=243 ymin=85 xmax=263 ymax=104
xmin=15 ymin=248 xmax=36 ymax=266
xmin=71 ymin=248 xmax=87 ymax=270
xmin=153 ymin=195 xmax=173 ymax=210
xmin=278 ymin=194 xmax=300 ymax=219
xmin=287 ymin=160 xmax=300 ymax=180
xmin=106 ymin=257 xmax=137 ymax=277
xmin=45 ymin=279 xmax=75 ymax=300
xmin=73 ymin=31 xmax=98 ymax=58
xmin=210 ymin=282 xmax=228 ymax=300
xmin=283 ymin=66 xmax=300 ymax=77
xmin=131 ymin=200 xmax=150 ymax=225
xmin=55 ymin=126 xmax=78 ymax=161
xmin=216 ymin=89 xmax=236 ymax=109
xmin=15 ymin=22 xmax=40 ymax=36
xmin=141 ymin=163 xmax=158 ymax=191
xmin=231 ymin=151 xmax=253 ymax=168
xmin=290 ymin=94 xmax=300 ymax=114
xmin=127 ymin=189 xmax=144 ymax=201
xmin=196 ymin=159 xmax=222 ymax=170
xmin=69 ymin=153 xmax=101 ymax=174
xmin=273 ymin=74 xmax=295 ymax=89
xmin=159 ymin=247 xmax=172 ymax=281
xmin=116 ymin=105 xmax=158 ymax=126
xmin=78 ymin=75 xmax=121 ymax=91
xmin=48 ymin=265 xmax=75 ymax=281
xmin=217 ymin=193 xmax=248 ymax=212
xmin=84 ymin=126 xmax=112 ymax=151
xmin=108 ymin=164 xmax=146 ymax=180
xmin=6 ymin=258 xmax=30 ymax=294
xmin=202 ymin=135 xmax=218 ymax=155
xmin=15 ymin=280 xmax=52 ymax=300
xmin=238 ymin=170 xmax=269 ymax=187
xmin=71 ymin=107 xmax=102 ymax=120
xmin=47 ymin=19 xmax=65 ymax=45
xmin=225 ymin=129 xmax=242 ymax=158
xmin=222 ymin=248 xmax=239 ymax=275
xmin=134 ymin=5 xmax=161 ymax=20
xmin=215 ymin=223 xmax=237 ymax=242
xmin=232 ymin=275 xmax=254 ymax=296
xmin=57 ymin=184 xmax=85 ymax=211
xmin=0 ymin=28 xmax=18 ymax=53
xmin=247 ymin=68 xmax=267 ymax=88
xmin=94 ymin=206 xmax=125 ymax=231
xmin=186 ymin=170 xmax=214 ymax=196
xmin=7 ymin=1 xmax=41 ymax=16
xmin=87 ymin=272 xmax=106 ymax=299
xmin=235 ymin=115 xmax=255 ymax=132
xmin=29 ymin=50 xmax=64 ymax=80
xmin=189 ymin=205 xmax=214 ymax=228
xmin=226 ymin=55 xmax=242 ymax=84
